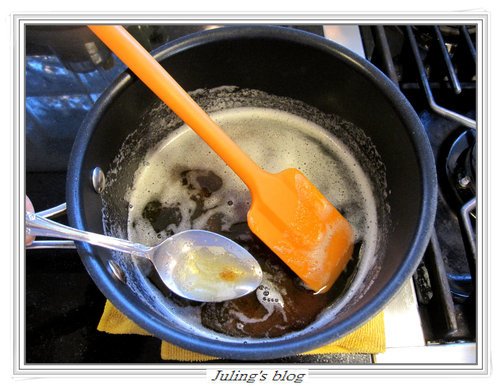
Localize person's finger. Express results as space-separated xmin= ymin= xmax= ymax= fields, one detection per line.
xmin=25 ymin=196 xmax=35 ymax=246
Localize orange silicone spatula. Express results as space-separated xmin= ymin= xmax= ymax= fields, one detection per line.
xmin=88 ymin=25 xmax=354 ymax=293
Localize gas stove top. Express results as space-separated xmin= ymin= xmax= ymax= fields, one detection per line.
xmin=359 ymin=25 xmax=477 ymax=363
xmin=23 ymin=23 xmax=478 ymax=366
xmin=322 ymin=24 xmax=477 ymax=364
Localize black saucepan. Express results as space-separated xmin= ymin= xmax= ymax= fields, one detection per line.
xmin=66 ymin=25 xmax=437 ymax=360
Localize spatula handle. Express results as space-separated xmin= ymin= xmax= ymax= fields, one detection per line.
xmin=88 ymin=25 xmax=266 ymax=191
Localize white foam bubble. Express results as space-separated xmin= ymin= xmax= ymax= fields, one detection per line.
xmin=128 ymin=107 xmax=377 ymax=246
xmin=125 ymin=106 xmax=381 ymax=339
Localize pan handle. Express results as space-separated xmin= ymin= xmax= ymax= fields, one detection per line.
xmin=26 ymin=203 xmax=76 ymax=250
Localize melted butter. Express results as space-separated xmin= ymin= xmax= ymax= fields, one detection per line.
xmin=125 ymin=104 xmax=382 ymax=338
xmin=171 ymin=245 xmax=256 ymax=301
xmin=180 ymin=246 xmax=246 ymax=283
xmin=127 ymin=107 xmax=378 ymax=248
xmin=219 ymin=267 xmax=242 ymax=282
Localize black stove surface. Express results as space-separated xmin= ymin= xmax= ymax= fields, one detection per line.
xmin=361 ymin=25 xmax=477 ymax=344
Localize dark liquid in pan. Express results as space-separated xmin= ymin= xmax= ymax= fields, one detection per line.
xmin=126 ymin=106 xmax=379 ymax=339
xmin=140 ymin=168 xmax=359 ymax=338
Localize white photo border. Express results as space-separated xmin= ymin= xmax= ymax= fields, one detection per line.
xmin=12 ymin=11 xmax=489 ymax=377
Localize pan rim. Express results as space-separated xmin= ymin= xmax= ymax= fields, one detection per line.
xmin=67 ymin=25 xmax=437 ymax=360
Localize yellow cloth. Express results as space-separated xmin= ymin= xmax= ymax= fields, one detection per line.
xmin=97 ymin=300 xmax=385 ymax=361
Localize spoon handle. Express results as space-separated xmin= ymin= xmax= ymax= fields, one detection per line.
xmin=26 ymin=212 xmax=151 ymax=259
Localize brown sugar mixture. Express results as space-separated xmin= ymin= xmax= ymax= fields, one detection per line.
xmin=139 ymin=168 xmax=358 ymax=338
xmin=126 ymin=105 xmax=378 ymax=339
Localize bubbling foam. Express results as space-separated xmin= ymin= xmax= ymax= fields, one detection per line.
xmin=125 ymin=106 xmax=381 ymax=338
xmin=128 ymin=107 xmax=376 ymax=244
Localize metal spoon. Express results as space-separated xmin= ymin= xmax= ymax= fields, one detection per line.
xmin=26 ymin=212 xmax=263 ymax=302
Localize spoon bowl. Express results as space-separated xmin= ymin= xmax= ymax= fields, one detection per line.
xmin=26 ymin=212 xmax=263 ymax=302
xmin=147 ymin=230 xmax=263 ymax=302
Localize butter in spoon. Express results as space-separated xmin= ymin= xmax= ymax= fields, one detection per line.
xmin=26 ymin=212 xmax=263 ymax=302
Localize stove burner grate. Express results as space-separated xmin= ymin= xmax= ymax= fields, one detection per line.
xmin=361 ymin=24 xmax=477 ymax=344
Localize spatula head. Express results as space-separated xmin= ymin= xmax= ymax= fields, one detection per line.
xmin=247 ymin=168 xmax=354 ymax=293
